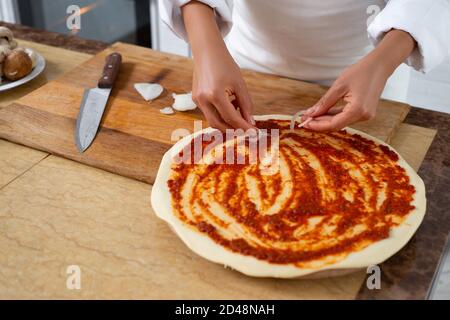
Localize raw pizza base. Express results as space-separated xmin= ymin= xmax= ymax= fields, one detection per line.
xmin=151 ymin=115 xmax=426 ymax=278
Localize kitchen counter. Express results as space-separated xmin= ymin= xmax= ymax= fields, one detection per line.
xmin=378 ymin=108 xmax=450 ymax=299
xmin=0 ymin=22 xmax=449 ymax=300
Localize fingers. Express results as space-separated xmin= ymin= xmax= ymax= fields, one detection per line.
xmin=325 ymin=105 xmax=345 ymax=116
xmin=198 ymin=101 xmax=232 ymax=132
xmin=303 ymin=83 xmax=346 ymax=118
xmin=235 ymin=85 xmax=255 ymax=125
xmin=193 ymin=82 xmax=256 ymax=131
xmin=212 ymin=92 xmax=255 ymax=131
xmin=301 ymin=105 xmax=344 ymax=122
xmin=304 ymin=105 xmax=360 ymax=131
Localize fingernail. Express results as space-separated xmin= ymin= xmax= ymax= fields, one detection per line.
xmin=250 ymin=116 xmax=256 ymax=125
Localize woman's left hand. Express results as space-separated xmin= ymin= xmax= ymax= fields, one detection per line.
xmin=302 ymin=29 xmax=416 ymax=131
xmin=301 ymin=57 xmax=389 ymax=131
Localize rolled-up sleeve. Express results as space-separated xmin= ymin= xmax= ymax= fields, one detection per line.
xmin=368 ymin=0 xmax=450 ymax=73
xmin=159 ymin=0 xmax=234 ymax=41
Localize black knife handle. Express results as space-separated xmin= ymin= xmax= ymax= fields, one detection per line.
xmin=98 ymin=52 xmax=122 ymax=89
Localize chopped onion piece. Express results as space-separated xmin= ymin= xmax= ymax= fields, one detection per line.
xmin=134 ymin=83 xmax=164 ymax=101
xmin=172 ymin=92 xmax=197 ymax=111
xmin=290 ymin=110 xmax=303 ymax=130
xmin=298 ymin=117 xmax=313 ymax=128
xmin=160 ymin=106 xmax=175 ymax=115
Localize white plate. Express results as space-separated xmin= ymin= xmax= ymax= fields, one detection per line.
xmin=0 ymin=52 xmax=46 ymax=92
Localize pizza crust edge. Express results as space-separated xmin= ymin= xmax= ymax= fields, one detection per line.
xmin=151 ymin=114 xmax=426 ymax=278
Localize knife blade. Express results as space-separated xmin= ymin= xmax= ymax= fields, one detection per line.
xmin=75 ymin=52 xmax=122 ymax=153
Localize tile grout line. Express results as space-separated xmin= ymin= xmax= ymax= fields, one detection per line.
xmin=0 ymin=153 xmax=51 ymax=191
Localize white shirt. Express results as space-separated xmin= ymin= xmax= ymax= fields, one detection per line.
xmin=160 ymin=0 xmax=450 ymax=101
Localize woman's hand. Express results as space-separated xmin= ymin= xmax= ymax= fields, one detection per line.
xmin=183 ymin=1 xmax=255 ymax=131
xmin=192 ymin=42 xmax=255 ymax=131
xmin=303 ymin=29 xmax=416 ymax=131
xmin=301 ymin=57 xmax=389 ymax=131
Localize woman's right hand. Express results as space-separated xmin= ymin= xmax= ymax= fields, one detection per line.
xmin=182 ymin=1 xmax=255 ymax=131
xmin=192 ymin=45 xmax=255 ymax=131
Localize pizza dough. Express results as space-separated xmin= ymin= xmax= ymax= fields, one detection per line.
xmin=151 ymin=115 xmax=426 ymax=278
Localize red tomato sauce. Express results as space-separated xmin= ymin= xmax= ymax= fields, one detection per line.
xmin=168 ymin=120 xmax=416 ymax=266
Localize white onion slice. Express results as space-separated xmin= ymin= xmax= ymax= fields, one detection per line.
xmin=160 ymin=107 xmax=175 ymax=115
xmin=172 ymin=92 xmax=197 ymax=111
xmin=298 ymin=117 xmax=313 ymax=128
xmin=134 ymin=83 xmax=164 ymax=101
xmin=290 ymin=110 xmax=303 ymax=130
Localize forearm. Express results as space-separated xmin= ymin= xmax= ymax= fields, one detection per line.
xmin=181 ymin=1 xmax=230 ymax=60
xmin=367 ymin=29 xmax=416 ymax=78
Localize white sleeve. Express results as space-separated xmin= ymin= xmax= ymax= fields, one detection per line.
xmin=159 ymin=0 xmax=234 ymax=41
xmin=367 ymin=0 xmax=450 ymax=73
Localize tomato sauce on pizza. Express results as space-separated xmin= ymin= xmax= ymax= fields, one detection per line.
xmin=167 ymin=120 xmax=416 ymax=267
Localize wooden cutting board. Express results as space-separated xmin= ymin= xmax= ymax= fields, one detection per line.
xmin=0 ymin=42 xmax=410 ymax=184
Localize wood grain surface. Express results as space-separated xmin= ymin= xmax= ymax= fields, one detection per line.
xmin=0 ymin=42 xmax=410 ymax=184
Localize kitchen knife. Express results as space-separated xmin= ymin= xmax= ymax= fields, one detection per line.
xmin=75 ymin=52 xmax=122 ymax=153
